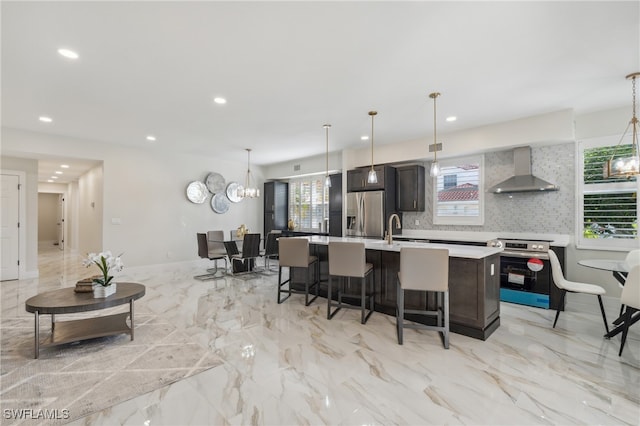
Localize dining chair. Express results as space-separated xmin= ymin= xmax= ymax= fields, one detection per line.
xmin=618 ymin=265 xmax=640 ymax=356
xmin=396 ymin=247 xmax=450 ymax=349
xmin=194 ymin=232 xmax=227 ymax=280
xmin=327 ymin=241 xmax=375 ymax=324
xmin=548 ymin=250 xmax=609 ymax=333
xmin=227 ymin=233 xmax=262 ymax=274
xmin=618 ymin=249 xmax=640 ymax=316
xmin=262 ymin=231 xmax=280 ymax=273
xmin=277 ymin=237 xmax=319 ymax=305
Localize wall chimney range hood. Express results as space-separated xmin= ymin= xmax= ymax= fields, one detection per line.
xmin=488 ymin=146 xmax=558 ymax=193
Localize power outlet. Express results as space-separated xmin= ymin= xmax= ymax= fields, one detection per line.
xmin=414 ymin=219 xmax=420 ymax=226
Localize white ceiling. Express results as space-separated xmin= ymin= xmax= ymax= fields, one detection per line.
xmin=2 ymin=1 xmax=639 ymax=183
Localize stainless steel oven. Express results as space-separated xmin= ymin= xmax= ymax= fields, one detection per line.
xmin=487 ymin=238 xmax=552 ymax=309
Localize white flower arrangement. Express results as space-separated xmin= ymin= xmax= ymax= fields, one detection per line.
xmin=82 ymin=251 xmax=124 ymax=286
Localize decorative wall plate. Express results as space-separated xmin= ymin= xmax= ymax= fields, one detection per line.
xmin=211 ymin=193 xmax=230 ymax=214
xmin=226 ymin=182 xmax=244 ymax=203
xmin=205 ymin=172 xmax=226 ymax=194
xmin=186 ymin=181 xmax=208 ymax=204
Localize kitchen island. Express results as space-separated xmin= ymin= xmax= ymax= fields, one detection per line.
xmin=290 ymin=236 xmax=502 ymax=340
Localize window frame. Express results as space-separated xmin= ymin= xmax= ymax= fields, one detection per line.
xmin=432 ymin=154 xmax=485 ymax=226
xmin=288 ymin=175 xmax=329 ymax=232
xmin=576 ymin=136 xmax=639 ymax=251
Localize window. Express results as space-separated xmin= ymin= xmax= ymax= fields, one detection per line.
xmin=443 ymin=174 xmax=457 ymax=189
xmin=577 ymin=137 xmax=638 ymax=250
xmin=433 ymin=155 xmax=484 ymax=225
xmin=288 ymin=176 xmax=329 ymax=232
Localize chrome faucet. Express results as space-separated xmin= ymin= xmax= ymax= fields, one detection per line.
xmin=387 ymin=213 xmax=401 ymax=244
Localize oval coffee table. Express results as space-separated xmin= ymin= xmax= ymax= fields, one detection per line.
xmin=25 ymin=282 xmax=145 ymax=359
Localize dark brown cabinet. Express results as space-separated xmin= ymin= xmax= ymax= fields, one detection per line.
xmin=347 ymin=165 xmax=390 ymax=192
xmin=396 ymin=165 xmax=425 ymax=211
xmin=263 ymin=181 xmax=288 ymax=238
xmin=328 ymin=173 xmax=342 ymax=237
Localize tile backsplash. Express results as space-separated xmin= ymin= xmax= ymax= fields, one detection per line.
xmin=403 ymin=143 xmax=575 ymax=235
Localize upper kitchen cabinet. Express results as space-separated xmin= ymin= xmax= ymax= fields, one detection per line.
xmin=347 ymin=165 xmax=395 ymax=192
xmin=328 ymin=173 xmax=342 ymax=237
xmin=396 ymin=165 xmax=425 ymax=211
xmin=264 ymin=181 xmax=288 ymax=237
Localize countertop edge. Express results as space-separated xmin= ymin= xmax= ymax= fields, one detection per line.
xmin=307 ymin=236 xmax=502 ymax=259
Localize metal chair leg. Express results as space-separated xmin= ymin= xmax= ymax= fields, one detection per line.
xmin=597 ymin=295 xmax=610 ymax=334
xmin=553 ymin=290 xmax=566 ymax=328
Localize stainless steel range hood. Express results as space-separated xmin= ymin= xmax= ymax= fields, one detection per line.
xmin=488 ymin=146 xmax=558 ymax=193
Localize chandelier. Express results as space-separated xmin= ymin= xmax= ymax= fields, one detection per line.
xmin=605 ymin=72 xmax=640 ymax=178
xmin=239 ymin=148 xmax=260 ymax=198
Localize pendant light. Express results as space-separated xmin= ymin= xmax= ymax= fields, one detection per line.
xmin=605 ymin=72 xmax=640 ymax=178
xmin=367 ymin=111 xmax=378 ymax=184
xmin=429 ymin=92 xmax=441 ymax=177
xmin=239 ymin=148 xmax=260 ymax=198
xmin=324 ymin=124 xmax=332 ymax=187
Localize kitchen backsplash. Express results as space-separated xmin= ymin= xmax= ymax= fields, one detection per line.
xmin=403 ymin=142 xmax=575 ymax=235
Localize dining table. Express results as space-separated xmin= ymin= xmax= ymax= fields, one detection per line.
xmin=578 ymin=258 xmax=635 ymax=339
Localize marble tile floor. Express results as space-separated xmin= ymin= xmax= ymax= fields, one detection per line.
xmin=1 ymin=245 xmax=639 ymax=425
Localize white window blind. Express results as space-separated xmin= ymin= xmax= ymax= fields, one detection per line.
xmin=577 ymin=137 xmax=639 ymax=250
xmin=433 ymin=155 xmax=484 ymax=225
xmin=288 ymin=177 xmax=328 ymax=232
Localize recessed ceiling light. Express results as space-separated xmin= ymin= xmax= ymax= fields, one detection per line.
xmin=55 ymin=171 xmax=62 ymax=174
xmin=146 ymin=135 xmax=156 ymax=142
xmin=47 ymin=180 xmax=54 ymax=183
xmin=51 ymin=176 xmax=58 ymax=179
xmin=58 ymin=48 xmax=79 ymax=59
xmin=446 ymin=116 xmax=457 ymax=122
xmin=39 ymin=116 xmax=53 ymax=123
xmin=361 ymin=135 xmax=369 ymax=141
xmin=61 ymin=164 xmax=69 ymax=168
xmin=213 ymin=97 xmax=227 ymax=105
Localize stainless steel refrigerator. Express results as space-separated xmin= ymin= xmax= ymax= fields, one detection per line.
xmin=346 ymin=191 xmax=385 ymax=238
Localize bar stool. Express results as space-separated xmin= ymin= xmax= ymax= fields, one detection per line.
xmin=397 ymin=247 xmax=450 ymax=349
xmin=277 ymin=237 xmax=319 ymax=305
xmin=327 ymin=241 xmax=375 ymax=324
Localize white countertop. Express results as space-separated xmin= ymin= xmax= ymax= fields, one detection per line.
xmin=307 ymin=236 xmax=503 ymax=259
xmin=397 ymin=230 xmax=572 ymax=247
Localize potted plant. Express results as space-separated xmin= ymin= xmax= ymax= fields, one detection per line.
xmin=82 ymin=251 xmax=124 ymax=298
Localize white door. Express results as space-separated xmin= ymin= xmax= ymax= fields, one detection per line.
xmin=1 ymin=174 xmax=20 ymax=281
xmin=57 ymin=194 xmax=64 ymax=250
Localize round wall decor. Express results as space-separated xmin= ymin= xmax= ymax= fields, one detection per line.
xmin=211 ymin=193 xmax=230 ymax=213
xmin=205 ymin=172 xmax=226 ymax=194
xmin=186 ymin=181 xmax=208 ymax=204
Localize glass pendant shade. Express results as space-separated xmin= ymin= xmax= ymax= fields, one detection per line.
xmin=367 ymin=168 xmax=378 ymax=184
xmin=430 ymin=161 xmax=440 ymax=177
xmin=605 ymin=72 xmax=640 ymax=178
xmin=325 ymin=174 xmax=332 ymax=187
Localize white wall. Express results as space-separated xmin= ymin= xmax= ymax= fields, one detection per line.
xmin=37 ymin=193 xmax=58 ymax=243
xmin=1 ymin=127 xmax=264 ymax=268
